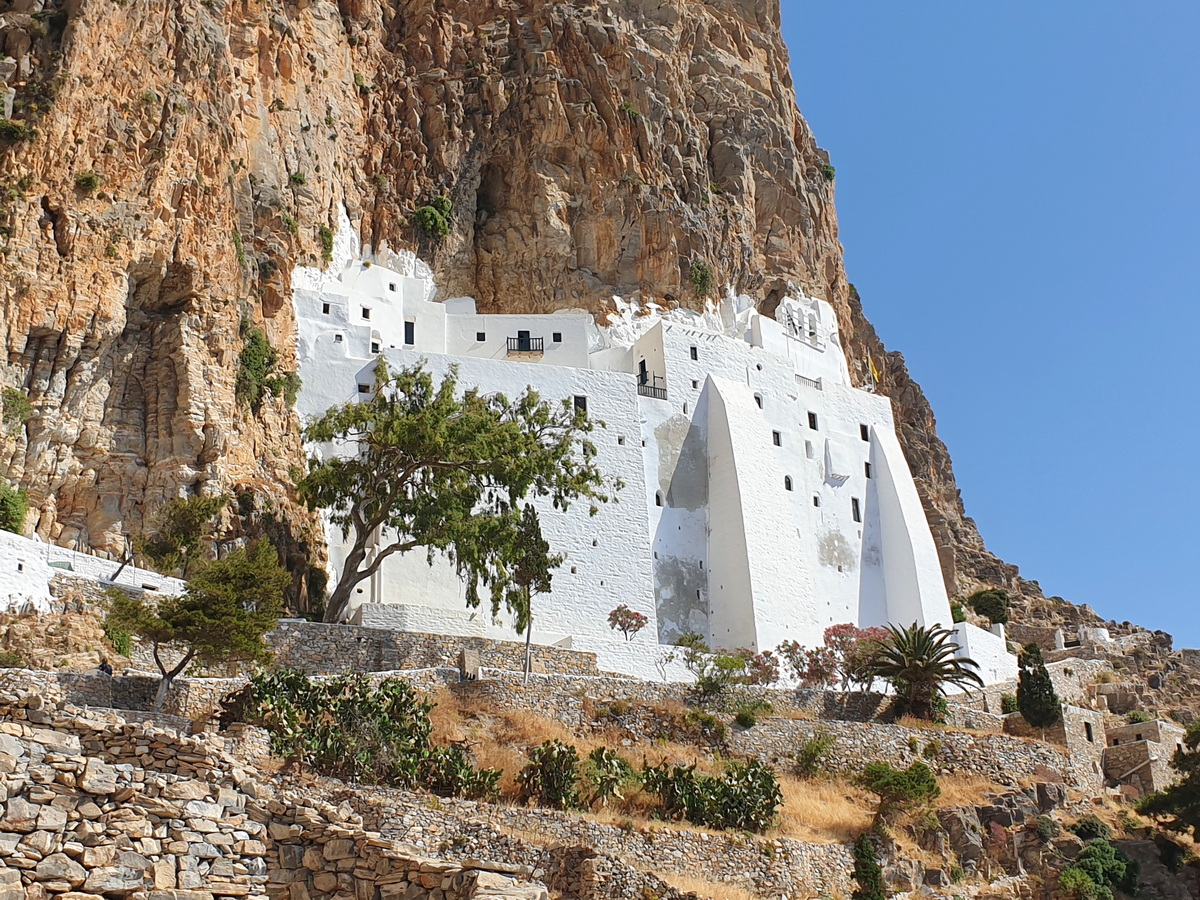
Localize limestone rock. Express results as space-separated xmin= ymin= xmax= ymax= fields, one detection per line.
xmin=35 ymin=853 xmax=87 ymax=886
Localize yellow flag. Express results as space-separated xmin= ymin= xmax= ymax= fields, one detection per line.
xmin=869 ymin=355 xmax=881 ymax=383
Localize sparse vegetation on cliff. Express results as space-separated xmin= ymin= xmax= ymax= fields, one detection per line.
xmin=412 ymin=196 xmax=453 ymax=241
xmin=235 ymin=325 xmax=300 ymax=412
xmin=689 ymin=258 xmax=715 ymax=297
xmin=0 ymin=480 xmax=28 ymax=534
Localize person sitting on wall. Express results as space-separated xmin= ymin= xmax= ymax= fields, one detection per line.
xmin=98 ymin=657 xmax=113 ymax=677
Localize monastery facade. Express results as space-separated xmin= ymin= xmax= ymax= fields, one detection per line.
xmin=292 ymin=230 xmax=1015 ymax=683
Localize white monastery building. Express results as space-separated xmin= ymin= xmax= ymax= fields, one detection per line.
xmin=291 ymin=219 xmax=1016 ymax=683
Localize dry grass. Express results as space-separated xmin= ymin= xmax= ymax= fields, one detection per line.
xmin=934 ymin=773 xmax=1008 ymax=809
xmin=772 ymin=775 xmax=873 ymax=844
xmin=656 ymin=871 xmax=764 ymax=900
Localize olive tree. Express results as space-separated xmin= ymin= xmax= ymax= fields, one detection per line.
xmin=298 ymin=361 xmax=616 ymax=624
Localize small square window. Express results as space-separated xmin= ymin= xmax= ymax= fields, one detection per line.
xmin=690 ymin=346 xmax=698 ymax=361
xmin=574 ymin=395 xmax=587 ymax=413
xmin=784 ymin=476 xmax=793 ymax=491
xmin=361 ymin=307 xmax=371 ymax=320
xmin=812 ymin=495 xmax=820 ymax=507
xmin=388 ymin=282 xmax=397 ymax=292
xmin=807 ymin=412 xmax=818 ymax=430
xmin=404 ymin=321 xmax=415 ymax=345
xmin=860 ymin=424 xmax=869 ymax=441
xmin=476 ymin=331 xmax=486 ymax=342
xmin=334 ymin=334 xmax=343 ymax=343
xmin=772 ymin=431 xmax=782 ymax=447
xmin=358 ymin=383 xmax=371 ymax=394
xmin=371 ymin=341 xmax=380 ymax=354
xmin=691 ymin=379 xmax=699 ymax=389
xmin=321 ymin=302 xmax=330 ymax=315
xmin=552 ymin=332 xmax=562 ymax=343
xmin=617 ymin=436 xmax=626 ymax=446
xmin=755 ymin=394 xmax=763 ymax=409
xmin=851 ymin=498 xmax=861 ymax=523
xmin=865 ymin=462 xmax=872 ymax=479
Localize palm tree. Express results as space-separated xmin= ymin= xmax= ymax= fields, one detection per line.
xmin=869 ymin=623 xmax=984 ymax=720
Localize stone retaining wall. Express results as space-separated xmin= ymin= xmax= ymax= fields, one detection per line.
xmin=266 ymin=620 xmax=603 ymax=677
xmin=730 ymin=718 xmax=1090 ymax=789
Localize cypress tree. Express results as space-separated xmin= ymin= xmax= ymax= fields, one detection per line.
xmin=1017 ymin=642 xmax=1062 ymax=734
xmin=851 ymin=832 xmax=885 ymax=900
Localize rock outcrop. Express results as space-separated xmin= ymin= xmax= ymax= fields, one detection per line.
xmin=0 ymin=0 xmax=1033 ymax=603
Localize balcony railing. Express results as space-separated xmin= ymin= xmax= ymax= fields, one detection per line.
xmin=795 ymin=374 xmax=823 ymax=391
xmin=636 ymin=374 xmax=668 ymax=400
xmin=506 ymin=336 xmax=544 ymax=356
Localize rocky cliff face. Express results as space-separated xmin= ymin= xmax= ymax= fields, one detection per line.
xmin=0 ymin=0 xmax=1022 ymax=607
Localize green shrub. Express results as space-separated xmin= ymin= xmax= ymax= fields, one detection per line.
xmin=967 ymin=588 xmax=1010 ymax=625
xmin=618 ymin=100 xmax=640 ymax=120
xmin=103 ymin=620 xmax=133 ymax=658
xmin=231 ymin=229 xmax=246 ymax=266
xmin=793 ymin=729 xmax=836 ymax=779
xmin=733 ymin=697 xmax=773 ymax=729
xmin=317 ymin=224 xmax=334 ymax=262
xmin=642 ymin=758 xmax=782 ymax=833
xmin=821 ymin=163 xmax=836 ymax=182
xmin=0 ymin=120 xmax=36 ymax=141
xmin=689 ymin=259 xmax=714 ymax=297
xmin=860 ymin=760 xmax=940 ymax=823
xmin=289 ymin=172 xmax=306 ymax=186
xmin=520 ymin=740 xmax=582 ymax=810
xmin=0 ymin=651 xmax=23 ymax=668
xmin=242 ymin=669 xmax=498 ymax=797
xmin=1001 ymin=693 xmax=1019 ymax=714
xmin=584 ymin=747 xmax=638 ymax=806
xmin=1068 ymin=814 xmax=1112 ymax=842
xmin=412 ymin=196 xmax=452 ymax=241
xmin=1034 ymin=815 xmax=1060 ymax=843
xmin=950 ymin=601 xmax=966 ymax=623
xmin=418 ymin=745 xmax=500 ymax=800
xmin=922 ymin=739 xmax=943 ymax=760
xmin=1059 ymin=838 xmax=1139 ymax=899
xmin=235 ymin=326 xmax=300 ymax=411
xmin=0 ymin=481 xmax=28 ymax=534
xmin=1 ymin=388 xmax=32 ymax=430
xmin=851 ymin=833 xmax=885 ymax=900
xmin=1126 ymin=710 xmax=1152 ymax=724
xmin=74 ymin=171 xmax=100 ymax=192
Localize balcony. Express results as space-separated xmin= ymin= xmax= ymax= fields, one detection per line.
xmin=636 ymin=373 xmax=668 ymax=400
xmin=506 ymin=336 xmax=544 ymax=357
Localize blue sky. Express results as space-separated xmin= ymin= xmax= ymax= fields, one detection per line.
xmin=779 ymin=2 xmax=1200 ymax=645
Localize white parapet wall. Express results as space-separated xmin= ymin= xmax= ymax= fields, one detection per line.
xmin=953 ymin=621 xmax=1019 ymax=686
xmin=0 ymin=528 xmax=184 ymax=611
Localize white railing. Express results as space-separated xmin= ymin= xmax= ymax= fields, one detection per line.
xmin=795 ymin=374 xmax=823 ymax=391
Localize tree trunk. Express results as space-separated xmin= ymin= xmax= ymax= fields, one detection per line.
xmin=523 ymin=617 xmax=533 ymax=684
xmin=152 ymin=674 xmax=172 ymax=713
xmin=324 ymin=579 xmax=355 ymax=623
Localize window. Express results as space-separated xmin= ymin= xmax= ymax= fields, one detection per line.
xmin=860 ymin=424 xmax=869 ymax=441
xmin=772 ymin=431 xmax=782 ymax=447
xmin=361 ymin=307 xmax=371 ymax=320
xmin=334 ymin=334 xmax=343 ymax=343
xmin=784 ymin=476 xmax=793 ymax=491
xmin=655 ymin=492 xmax=663 ymax=507
xmin=691 ymin=379 xmax=699 ymax=389
xmin=690 ymin=346 xmax=698 ymax=361
xmin=1085 ymin=722 xmax=1094 ymax=743
xmin=476 ymin=331 xmax=486 ymax=342
xmin=574 ymin=395 xmax=587 ymax=413
xmin=358 ymin=383 xmax=371 ymax=394
xmin=682 ymin=402 xmax=688 ymax=414
xmin=851 ymin=498 xmax=861 ymax=523
xmin=321 ymin=302 xmax=330 ymax=315
xmin=388 ymin=282 xmax=397 ymax=292
xmin=805 ymin=440 xmax=814 ymax=459
xmin=807 ymin=411 xmax=818 ymax=430
xmin=754 ymin=393 xmax=763 ymax=409
xmin=865 ymin=462 xmax=872 ymax=479
xmin=370 ymin=341 xmax=380 ymax=354
xmin=813 ymin=495 xmax=820 ymax=507
xmin=552 ymin=332 xmax=562 ymax=343
xmin=404 ymin=321 xmax=415 ymax=345
xmin=617 ymin=436 xmax=626 ymax=446
xmin=1136 ymin=733 xmax=1143 ymax=742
